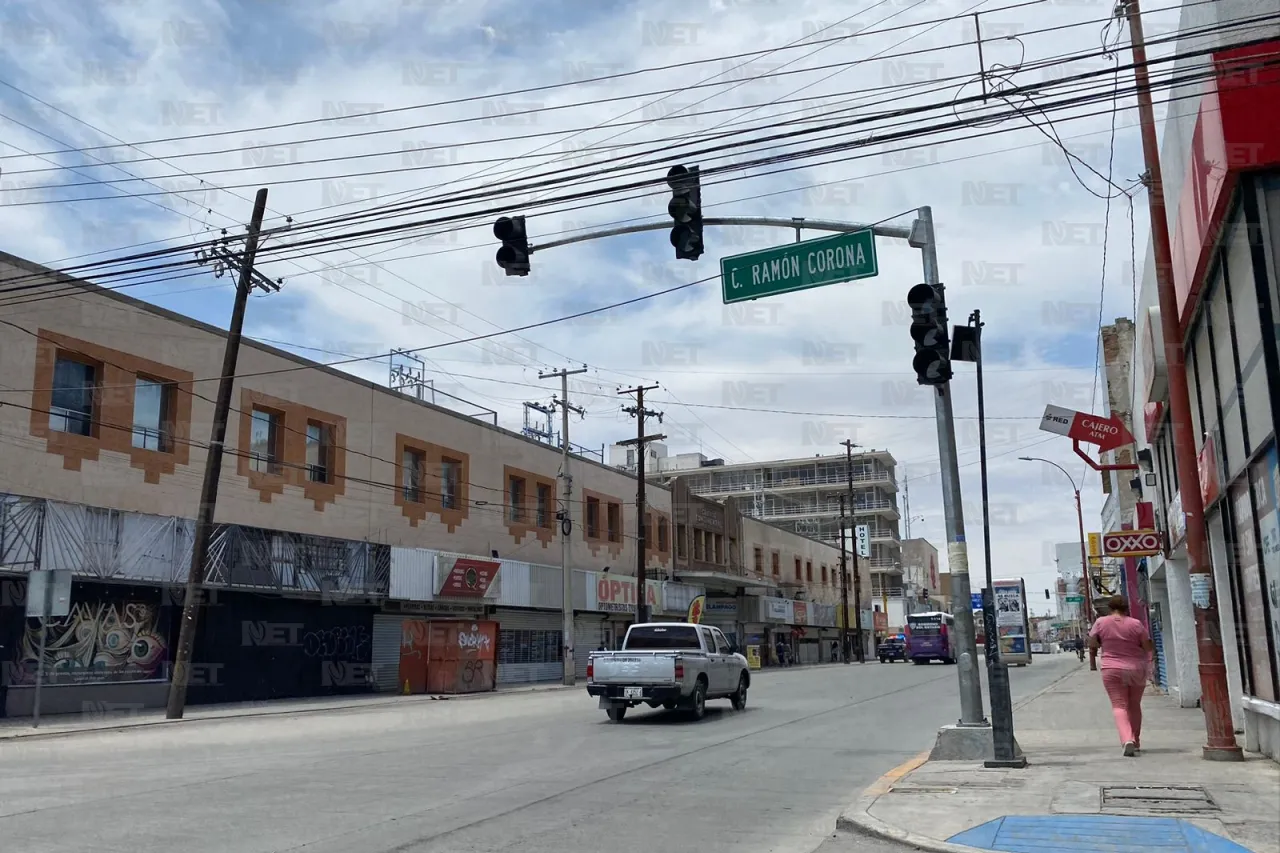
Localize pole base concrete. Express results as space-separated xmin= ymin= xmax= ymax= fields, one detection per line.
xmin=928 ymin=724 xmax=1023 ymax=762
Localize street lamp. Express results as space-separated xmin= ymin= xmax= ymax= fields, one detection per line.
xmin=1019 ymin=456 xmax=1093 ymax=632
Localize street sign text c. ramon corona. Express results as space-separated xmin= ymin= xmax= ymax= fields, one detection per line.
xmin=721 ymin=229 xmax=878 ymax=304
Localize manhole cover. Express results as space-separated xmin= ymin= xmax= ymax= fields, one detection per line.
xmin=1102 ymin=785 xmax=1218 ymax=813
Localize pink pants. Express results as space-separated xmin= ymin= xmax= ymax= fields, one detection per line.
xmin=1101 ymin=667 xmax=1146 ymax=745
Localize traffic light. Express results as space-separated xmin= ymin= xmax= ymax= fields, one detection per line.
xmin=906 ymin=282 xmax=952 ymax=385
xmin=494 ymin=215 xmax=530 ymax=276
xmin=667 ymin=165 xmax=703 ymax=260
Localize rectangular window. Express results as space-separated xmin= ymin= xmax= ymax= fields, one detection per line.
xmin=754 ymin=546 xmax=764 ymax=575
xmin=771 ymin=552 xmax=780 ymax=576
xmin=822 ymin=565 xmax=829 ymax=585
xmin=626 ymin=449 xmax=635 ymax=467
xmin=50 ymin=356 xmax=96 ymax=437
xmin=587 ymin=497 xmax=601 ymax=539
xmin=249 ymin=408 xmax=282 ymax=474
xmin=402 ymin=448 xmax=424 ymax=503
xmin=441 ymin=457 xmax=460 ymax=509
xmin=694 ymin=530 xmax=704 ymax=562
xmin=1230 ymin=476 xmax=1277 ymax=701
xmin=607 ymin=502 xmax=621 ymax=543
xmin=509 ymin=476 xmax=526 ymax=523
xmin=1210 ymin=271 xmax=1246 ymax=475
xmin=131 ymin=377 xmax=172 ymax=451
xmin=536 ymin=483 xmax=551 ymax=529
xmin=1227 ymin=218 xmax=1274 ymax=450
xmin=794 ymin=557 xmax=801 ymax=580
xmin=658 ymin=518 xmax=669 ymax=552
xmin=306 ymin=421 xmax=333 ymax=483
xmin=676 ymin=523 xmax=687 ymax=559
xmin=714 ymin=534 xmax=723 ymax=564
xmin=806 ymin=560 xmax=813 ymax=582
xmin=497 ymin=629 xmax=563 ymax=665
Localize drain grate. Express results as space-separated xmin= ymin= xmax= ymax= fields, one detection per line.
xmin=1101 ymin=785 xmax=1218 ymax=813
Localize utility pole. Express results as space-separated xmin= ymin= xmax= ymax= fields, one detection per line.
xmin=839 ymin=495 xmax=850 ymax=664
xmin=1123 ymin=0 xmax=1241 ymax=760
xmin=914 ymin=206 xmax=987 ymax=728
xmin=167 ymin=188 xmax=275 ymax=720
xmin=618 ymin=384 xmax=663 ymax=624
xmin=541 ymin=367 xmax=587 ymax=687
xmin=841 ymin=439 xmax=864 ymax=662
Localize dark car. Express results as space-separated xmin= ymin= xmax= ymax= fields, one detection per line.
xmin=877 ymin=639 xmax=906 ymax=663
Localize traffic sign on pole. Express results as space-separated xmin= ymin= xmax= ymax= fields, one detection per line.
xmin=720 ymin=229 xmax=877 ymax=304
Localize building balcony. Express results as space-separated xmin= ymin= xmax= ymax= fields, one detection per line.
xmin=688 ymin=469 xmax=897 ymax=497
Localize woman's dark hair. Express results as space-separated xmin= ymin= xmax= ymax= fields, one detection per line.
xmin=1107 ymin=595 xmax=1129 ymax=615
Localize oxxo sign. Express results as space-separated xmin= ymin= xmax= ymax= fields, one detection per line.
xmin=595 ymin=575 xmax=660 ymax=613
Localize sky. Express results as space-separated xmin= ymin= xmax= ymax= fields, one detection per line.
xmin=0 ymin=0 xmax=1192 ymax=612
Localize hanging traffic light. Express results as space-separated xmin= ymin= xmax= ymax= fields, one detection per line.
xmin=667 ymin=165 xmax=703 ymax=260
xmin=906 ymin=282 xmax=952 ymax=385
xmin=494 ymin=215 xmax=530 ymax=276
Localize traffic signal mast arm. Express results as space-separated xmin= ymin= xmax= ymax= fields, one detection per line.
xmin=526 ymin=216 xmax=912 ymax=254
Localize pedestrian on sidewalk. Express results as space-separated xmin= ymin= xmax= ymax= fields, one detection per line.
xmin=1089 ymin=594 xmax=1154 ymax=757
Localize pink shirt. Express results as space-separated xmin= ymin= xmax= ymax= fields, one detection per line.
xmin=1090 ymin=615 xmax=1151 ymax=671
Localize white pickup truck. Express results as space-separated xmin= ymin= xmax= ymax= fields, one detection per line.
xmin=586 ymin=622 xmax=750 ymax=722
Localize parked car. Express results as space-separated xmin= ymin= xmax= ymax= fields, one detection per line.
xmin=586 ymin=622 xmax=750 ymax=722
xmin=877 ymin=638 xmax=907 ymax=663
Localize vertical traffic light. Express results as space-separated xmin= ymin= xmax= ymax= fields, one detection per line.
xmin=906 ymin=282 xmax=952 ymax=385
xmin=494 ymin=215 xmax=530 ymax=276
xmin=667 ymin=165 xmax=703 ymax=260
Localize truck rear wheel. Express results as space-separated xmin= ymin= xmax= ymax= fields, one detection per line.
xmin=606 ymin=706 xmax=627 ymax=722
xmin=687 ymin=680 xmax=707 ymax=721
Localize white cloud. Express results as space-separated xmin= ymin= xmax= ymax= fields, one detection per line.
xmin=0 ymin=0 xmax=1186 ymax=599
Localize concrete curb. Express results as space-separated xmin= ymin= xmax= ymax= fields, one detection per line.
xmin=835 ymin=660 xmax=1087 ymax=853
xmin=0 ymin=683 xmax=579 ymax=744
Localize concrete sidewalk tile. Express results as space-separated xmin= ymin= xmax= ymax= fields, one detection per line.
xmin=839 ymin=665 xmax=1280 ymax=853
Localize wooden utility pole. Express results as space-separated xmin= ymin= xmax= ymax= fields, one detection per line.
xmin=1122 ymin=0 xmax=1241 ymax=760
xmin=166 ymin=188 xmax=277 ymax=720
xmin=618 ymin=384 xmax=663 ymax=624
xmin=540 ymin=367 xmax=587 ymax=686
xmin=839 ymin=495 xmax=850 ymax=664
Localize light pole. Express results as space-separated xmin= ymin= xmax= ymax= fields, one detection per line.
xmin=1019 ymin=457 xmax=1092 ymax=637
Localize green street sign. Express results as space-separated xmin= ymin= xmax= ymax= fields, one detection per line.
xmin=1065 ymin=595 xmax=1084 ymax=604
xmin=720 ymin=228 xmax=878 ymax=304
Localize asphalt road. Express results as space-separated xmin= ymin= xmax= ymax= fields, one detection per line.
xmin=0 ymin=654 xmax=1078 ymax=853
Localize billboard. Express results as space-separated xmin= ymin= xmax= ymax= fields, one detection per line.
xmin=992 ymin=578 xmax=1032 ymax=665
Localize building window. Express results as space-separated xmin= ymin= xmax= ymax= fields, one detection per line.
xmin=626 ymin=449 xmax=635 ymax=467
xmin=587 ymin=497 xmax=601 ymax=539
xmin=794 ymin=557 xmax=801 ymax=580
xmin=306 ymin=421 xmax=333 ymax=483
xmin=771 ymin=552 xmax=780 ymax=576
xmin=131 ymin=377 xmax=172 ymax=451
xmin=754 ymin=546 xmax=764 ymax=574
xmin=509 ymin=475 xmax=527 ymax=523
xmin=249 ymin=408 xmax=282 ymax=474
xmin=50 ymin=356 xmax=96 ymax=437
xmin=402 ymin=447 xmax=424 ymax=503
xmin=658 ymin=517 xmax=669 ymax=552
xmin=441 ymin=457 xmax=460 ymax=509
xmin=536 ymin=483 xmax=552 ymax=529
xmin=806 ymin=560 xmax=813 ymax=582
xmin=694 ymin=530 xmax=704 ymax=561
xmin=498 ymin=629 xmax=562 ymax=665
xmin=822 ymin=565 xmax=829 ymax=585
xmin=676 ymin=523 xmax=687 ymax=558
xmin=607 ymin=502 xmax=622 ymax=543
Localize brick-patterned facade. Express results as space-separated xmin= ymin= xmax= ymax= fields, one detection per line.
xmin=581 ymin=488 xmax=624 ymax=560
xmin=236 ymin=389 xmax=347 ymax=511
xmin=502 ymin=464 xmax=556 ymax=549
xmin=393 ymin=433 xmax=470 ymax=532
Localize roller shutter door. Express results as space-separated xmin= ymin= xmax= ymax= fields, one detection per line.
xmin=496 ymin=608 xmax=563 ymax=685
xmin=372 ymin=614 xmax=408 ymax=693
xmin=575 ymin=614 xmax=612 ymax=680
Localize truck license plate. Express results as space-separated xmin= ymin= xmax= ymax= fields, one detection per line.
xmin=623 ymin=687 xmax=643 ymax=699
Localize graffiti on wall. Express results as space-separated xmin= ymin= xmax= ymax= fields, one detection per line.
xmin=301 ymin=625 xmax=370 ymax=659
xmin=13 ymin=600 xmax=167 ymax=685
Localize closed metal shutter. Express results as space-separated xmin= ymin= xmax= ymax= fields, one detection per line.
xmin=496 ymin=608 xmax=563 ymax=685
xmin=1151 ymin=609 xmax=1168 ymax=689
xmin=575 ymin=614 xmax=611 ymax=680
xmin=372 ymin=614 xmax=407 ymax=693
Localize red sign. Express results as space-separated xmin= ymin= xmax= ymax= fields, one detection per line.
xmin=1199 ymin=436 xmax=1221 ymax=507
xmin=793 ymin=602 xmax=808 ymax=625
xmin=873 ymin=611 xmax=888 ymax=632
xmin=1102 ymin=530 xmax=1162 ymax=558
xmin=595 ymin=575 xmax=659 ymax=613
xmin=1068 ymin=412 xmax=1135 ymax=453
xmin=437 ymin=557 xmax=500 ymax=598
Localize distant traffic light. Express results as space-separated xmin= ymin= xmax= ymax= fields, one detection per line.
xmin=906 ymin=282 xmax=951 ymax=385
xmin=494 ymin=215 xmax=530 ymax=276
xmin=667 ymin=165 xmax=703 ymax=260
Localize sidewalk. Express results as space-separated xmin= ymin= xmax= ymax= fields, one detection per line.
xmin=0 ymin=660 xmax=843 ymax=742
xmin=839 ymin=664 xmax=1280 ymax=853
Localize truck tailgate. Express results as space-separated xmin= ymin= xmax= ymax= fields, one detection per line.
xmin=592 ymin=653 xmax=676 ymax=684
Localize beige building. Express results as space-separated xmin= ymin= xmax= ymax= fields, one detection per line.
xmin=0 ymin=251 xmax=870 ymax=715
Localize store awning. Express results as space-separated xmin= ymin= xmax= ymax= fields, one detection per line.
xmin=673 ymin=571 xmax=779 ymax=593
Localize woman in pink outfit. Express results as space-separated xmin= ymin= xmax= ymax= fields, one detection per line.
xmin=1089 ymin=595 xmax=1154 ymax=757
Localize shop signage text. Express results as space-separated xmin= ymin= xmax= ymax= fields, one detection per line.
xmin=437 ymin=556 xmax=500 ymax=599
xmin=793 ymin=602 xmax=808 ymax=625
xmin=705 ymin=600 xmax=737 ymax=615
xmin=596 ymin=576 xmax=660 ymax=613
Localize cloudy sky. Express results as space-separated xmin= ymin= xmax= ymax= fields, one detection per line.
xmin=0 ymin=0 xmax=1194 ymax=613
